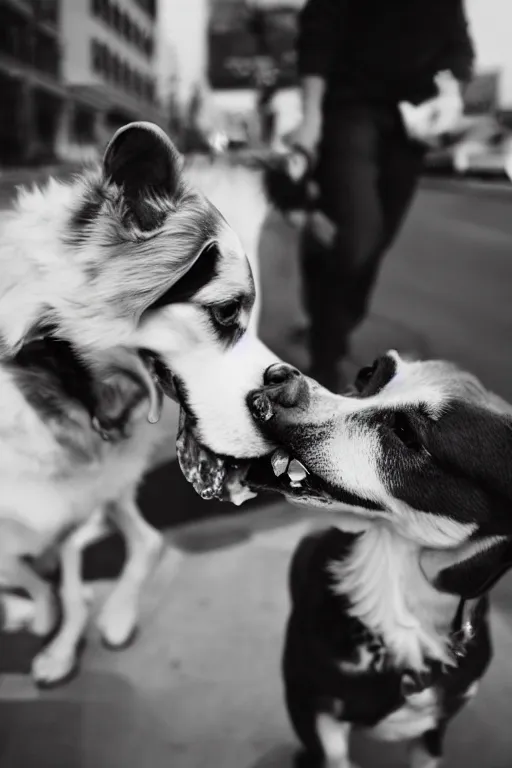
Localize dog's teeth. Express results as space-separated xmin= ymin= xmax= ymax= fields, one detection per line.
xmin=271 ymin=449 xmax=290 ymax=477
xmin=287 ymin=459 xmax=308 ymax=483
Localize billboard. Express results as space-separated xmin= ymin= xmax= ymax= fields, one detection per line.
xmin=208 ymin=4 xmax=298 ymax=90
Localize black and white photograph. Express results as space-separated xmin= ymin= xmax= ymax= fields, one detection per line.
xmin=0 ymin=1 xmax=511 ymax=767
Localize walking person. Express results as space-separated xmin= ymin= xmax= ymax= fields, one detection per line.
xmin=258 ymin=81 xmax=279 ymax=147
xmin=287 ymin=0 xmax=475 ymax=391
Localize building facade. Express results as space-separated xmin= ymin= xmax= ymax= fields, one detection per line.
xmin=0 ymin=0 xmax=65 ymax=164
xmin=60 ymin=0 xmax=165 ymax=159
xmin=0 ymin=0 xmax=165 ymax=166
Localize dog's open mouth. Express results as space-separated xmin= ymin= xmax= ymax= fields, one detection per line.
xmin=245 ymin=449 xmax=327 ymax=501
xmin=176 ymin=412 xmax=323 ymax=505
xmin=176 ymin=411 xmax=256 ymax=505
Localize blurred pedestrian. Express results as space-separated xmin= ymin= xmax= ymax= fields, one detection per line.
xmin=287 ymin=0 xmax=475 ymax=391
xmin=258 ymin=81 xmax=279 ymax=147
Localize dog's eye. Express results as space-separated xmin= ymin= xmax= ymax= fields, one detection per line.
xmin=211 ymin=300 xmax=241 ymax=327
xmin=389 ymin=412 xmax=422 ymax=451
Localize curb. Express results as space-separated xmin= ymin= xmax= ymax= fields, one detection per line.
xmin=421 ymin=173 xmax=512 ymax=198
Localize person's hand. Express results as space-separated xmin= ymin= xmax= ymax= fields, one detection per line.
xmin=430 ymin=70 xmax=465 ymax=136
xmin=284 ymin=111 xmax=323 ymax=159
xmin=399 ymin=70 xmax=464 ymax=148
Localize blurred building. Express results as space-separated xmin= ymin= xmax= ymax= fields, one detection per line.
xmin=206 ymin=0 xmax=301 ymax=141
xmin=0 ymin=0 xmax=64 ymax=164
xmin=60 ymin=0 xmax=165 ymax=158
xmin=208 ymin=0 xmax=298 ymax=91
xmin=465 ymin=0 xmax=512 ymax=119
xmin=0 ymin=0 xmax=165 ymax=167
xmin=156 ymin=0 xmax=208 ymax=108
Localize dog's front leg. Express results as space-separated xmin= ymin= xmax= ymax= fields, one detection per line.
xmin=2 ymin=558 xmax=58 ymax=637
xmin=32 ymin=510 xmax=107 ymax=688
xmin=316 ymin=714 xmax=358 ymax=768
xmin=96 ymin=491 xmax=168 ymax=648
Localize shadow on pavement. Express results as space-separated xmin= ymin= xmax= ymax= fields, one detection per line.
xmin=79 ymin=458 xmax=285 ymax=581
xmin=0 ymin=672 xmax=167 ymax=768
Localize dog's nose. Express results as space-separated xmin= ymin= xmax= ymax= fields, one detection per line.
xmin=263 ymin=363 xmax=301 ymax=387
xmin=248 ymin=364 xmax=308 ymax=421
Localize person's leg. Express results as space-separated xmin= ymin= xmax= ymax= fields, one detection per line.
xmin=350 ymin=112 xmax=425 ymax=333
xmin=301 ymin=106 xmax=385 ymax=389
xmin=301 ymin=106 xmax=424 ymax=389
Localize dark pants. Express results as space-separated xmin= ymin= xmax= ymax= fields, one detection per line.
xmin=301 ymin=103 xmax=425 ymax=370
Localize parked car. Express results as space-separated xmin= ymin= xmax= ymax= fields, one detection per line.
xmin=424 ymin=114 xmax=512 ymax=180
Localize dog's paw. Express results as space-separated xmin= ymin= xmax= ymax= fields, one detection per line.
xmin=1 ymin=594 xmax=37 ymax=633
xmin=97 ymin=531 xmax=165 ymax=649
xmin=32 ymin=640 xmax=82 ymax=688
xmin=96 ymin=593 xmax=140 ymax=649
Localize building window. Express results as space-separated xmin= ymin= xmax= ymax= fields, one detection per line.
xmin=121 ymin=11 xmax=129 ymax=40
xmin=145 ymin=78 xmax=155 ymax=103
xmin=34 ymin=29 xmax=60 ymax=76
xmin=72 ymin=106 xmax=96 ymax=144
xmin=102 ymin=0 xmax=112 ymax=26
xmin=0 ymin=7 xmax=32 ymax=64
xmin=35 ymin=0 xmax=59 ymax=26
xmin=125 ymin=16 xmax=133 ymax=43
xmin=111 ymin=53 xmax=120 ymax=84
xmin=134 ymin=0 xmax=156 ymax=20
xmin=92 ymin=0 xmax=153 ymax=58
xmin=91 ymin=38 xmax=102 ymax=73
xmin=103 ymin=47 xmax=112 ymax=80
xmin=131 ymin=24 xmax=140 ymax=51
xmin=123 ymin=61 xmax=131 ymax=91
xmin=112 ymin=2 xmax=121 ymax=33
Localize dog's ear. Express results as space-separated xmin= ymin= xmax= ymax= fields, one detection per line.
xmin=420 ymin=401 xmax=512 ymax=598
xmin=424 ymin=403 xmax=512 ymax=533
xmin=103 ymin=122 xmax=184 ymax=228
xmin=421 ymin=536 xmax=512 ymax=600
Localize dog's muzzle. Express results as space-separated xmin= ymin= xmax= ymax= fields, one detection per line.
xmin=175 ymin=409 xmax=312 ymax=504
xmin=176 ymin=411 xmax=258 ymax=506
xmin=176 ymin=364 xmax=317 ymax=504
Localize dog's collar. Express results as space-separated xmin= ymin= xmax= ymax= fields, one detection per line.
xmin=400 ymin=597 xmax=479 ymax=697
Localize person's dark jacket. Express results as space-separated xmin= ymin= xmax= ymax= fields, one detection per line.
xmin=297 ymin=0 xmax=475 ymax=107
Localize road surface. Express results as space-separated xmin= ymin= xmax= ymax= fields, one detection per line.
xmin=1 ymin=165 xmax=512 ymax=768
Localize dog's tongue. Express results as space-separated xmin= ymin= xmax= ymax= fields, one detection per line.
xmin=176 ymin=411 xmax=257 ymax=505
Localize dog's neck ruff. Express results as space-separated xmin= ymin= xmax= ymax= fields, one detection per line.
xmin=329 ymin=522 xmax=459 ymax=672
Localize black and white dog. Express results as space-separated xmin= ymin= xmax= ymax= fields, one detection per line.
xmin=242 ymin=352 xmax=512 ymax=768
xmin=0 ymin=121 xmax=276 ymax=687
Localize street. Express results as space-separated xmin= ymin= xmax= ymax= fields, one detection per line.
xmin=1 ymin=164 xmax=512 ymax=768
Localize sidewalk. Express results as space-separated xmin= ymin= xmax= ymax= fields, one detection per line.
xmin=2 ymin=506 xmax=512 ymax=768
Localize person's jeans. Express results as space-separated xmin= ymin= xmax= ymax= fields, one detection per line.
xmin=300 ymin=103 xmax=425 ymax=371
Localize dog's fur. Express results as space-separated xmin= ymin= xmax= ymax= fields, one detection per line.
xmin=0 ymin=122 xmax=276 ymax=687
xmin=246 ymin=353 xmax=512 ymax=767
